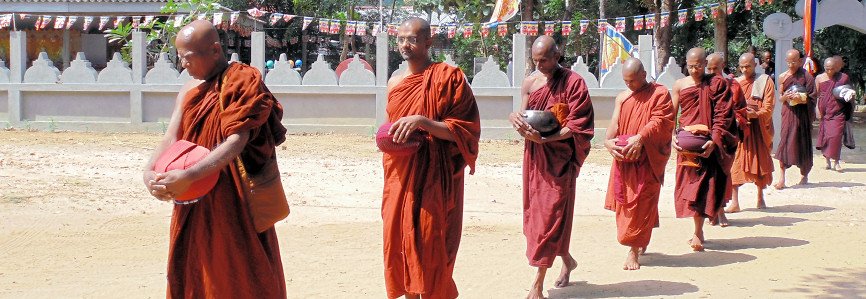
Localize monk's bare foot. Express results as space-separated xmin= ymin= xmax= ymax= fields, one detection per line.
xmin=688 ymin=235 xmax=705 ymax=251
xmin=834 ymin=163 xmax=844 ymax=173
xmin=725 ymin=204 xmax=741 ymax=213
xmin=640 ymin=246 xmax=648 ymax=255
xmin=798 ymin=177 xmax=809 ymax=185
xmin=405 ymin=294 xmax=421 ymax=299
xmin=773 ymin=181 xmax=786 ymax=190
xmin=757 ymin=199 xmax=767 ymax=209
xmin=555 ymin=255 xmax=577 ymax=288
xmin=526 ymin=286 xmax=545 ymax=299
xmin=623 ymin=247 xmax=641 ymax=270
xmin=718 ymin=213 xmax=729 ymax=227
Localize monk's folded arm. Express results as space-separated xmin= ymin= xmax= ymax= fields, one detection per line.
xmin=637 ymin=93 xmax=674 ymax=146
xmin=421 ymin=118 xmax=457 ymax=141
xmin=184 ymin=130 xmax=250 ymax=181
xmin=709 ymin=78 xmax=733 ymax=146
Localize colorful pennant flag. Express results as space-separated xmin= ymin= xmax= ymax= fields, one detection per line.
xmin=54 ymin=16 xmax=66 ymax=30
xmin=99 ymin=16 xmax=110 ymax=30
xmin=645 ymin=14 xmax=656 ymax=29
xmin=431 ymin=24 xmax=439 ymax=37
xmin=661 ymin=12 xmax=670 ymax=28
xmin=597 ymin=20 xmax=608 ymax=34
xmin=498 ymin=23 xmax=508 ymax=36
xmin=633 ymin=15 xmax=644 ymax=30
xmin=283 ymin=14 xmax=294 ymax=23
xmin=329 ymin=19 xmax=340 ymax=34
xmin=746 ymin=0 xmax=753 ymax=10
xmin=269 ymin=13 xmax=282 ymax=26
xmin=544 ymin=21 xmax=554 ymax=35
xmin=481 ymin=25 xmax=490 ymax=38
xmin=212 ymin=12 xmax=223 ymax=27
xmin=695 ymin=7 xmax=706 ymax=21
xmin=447 ymin=24 xmax=457 ymax=39
xmin=579 ymin=20 xmax=588 ymax=35
xmin=528 ymin=21 xmax=538 ymax=35
xmin=197 ymin=13 xmax=207 ymax=21
xmin=82 ymin=16 xmax=93 ymax=30
xmin=230 ymin=12 xmax=240 ymax=26
xmin=615 ymin=17 xmax=626 ymax=32
xmin=346 ymin=21 xmax=356 ymax=35
xmin=39 ymin=16 xmax=52 ymax=30
xmin=372 ymin=23 xmax=380 ymax=35
xmin=114 ymin=16 xmax=126 ymax=29
xmin=462 ymin=24 xmax=473 ymax=38
xmin=727 ymin=0 xmax=736 ymax=14
xmin=302 ymin=17 xmax=313 ymax=30
xmin=387 ymin=23 xmax=397 ymax=36
xmin=710 ymin=4 xmax=720 ymax=19
xmin=131 ymin=16 xmax=141 ymax=29
xmin=67 ymin=16 xmax=78 ymax=30
xmin=562 ymin=21 xmax=572 ymax=36
xmin=318 ymin=18 xmax=329 ymax=32
xmin=0 ymin=14 xmax=11 ymax=30
xmin=678 ymin=9 xmax=688 ymax=25
xmin=357 ymin=21 xmax=367 ymax=36
xmin=247 ymin=8 xmax=265 ymax=18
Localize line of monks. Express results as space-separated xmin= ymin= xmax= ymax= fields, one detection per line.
xmin=144 ymin=18 xmax=856 ymax=299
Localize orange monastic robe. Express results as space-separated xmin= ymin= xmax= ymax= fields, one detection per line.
xmin=732 ymin=74 xmax=776 ymax=188
xmin=605 ymin=83 xmax=674 ymax=248
xmin=382 ymin=63 xmax=480 ymax=299
xmin=169 ymin=63 xmax=287 ymax=298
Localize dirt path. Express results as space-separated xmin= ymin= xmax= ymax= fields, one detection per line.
xmin=1 ymin=131 xmax=864 ymax=298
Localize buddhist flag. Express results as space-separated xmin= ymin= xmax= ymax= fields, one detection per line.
xmin=357 ymin=21 xmax=367 ymax=36
xmin=498 ymin=23 xmax=508 ymax=36
xmin=0 ymin=15 xmax=11 ymax=30
xmin=615 ymin=17 xmax=626 ymax=33
xmin=579 ymin=20 xmax=588 ymax=35
xmin=346 ymin=21 xmax=356 ymax=35
xmin=329 ymin=20 xmax=340 ymax=34
xmin=283 ymin=14 xmax=294 ymax=23
xmin=661 ymin=12 xmax=670 ymax=27
xmin=372 ymin=23 xmax=380 ymax=35
xmin=212 ymin=12 xmax=223 ymax=27
xmin=803 ymin=0 xmax=817 ymax=74
xmin=98 ymin=16 xmax=110 ymax=30
xmin=481 ymin=23 xmax=491 ymax=38
xmin=247 ymin=8 xmax=265 ymax=18
xmin=677 ymin=9 xmax=688 ymax=25
xmin=67 ymin=16 xmax=78 ymax=29
xmin=387 ymin=23 xmax=398 ymax=36
xmin=710 ymin=4 xmax=720 ymax=19
xmin=462 ymin=24 xmax=473 ymax=38
xmin=488 ymin=0 xmax=519 ymax=23
xmin=131 ymin=16 xmax=141 ymax=29
xmin=601 ymin=26 xmax=634 ymax=75
xmin=746 ymin=0 xmax=753 ymax=10
xmin=727 ymin=0 xmax=736 ymax=14
xmin=446 ymin=24 xmax=456 ymax=39
xmin=40 ymin=16 xmax=52 ymax=29
xmin=544 ymin=21 xmax=555 ymax=35
xmin=695 ymin=7 xmax=705 ymax=21
xmin=645 ymin=14 xmax=655 ymax=29
xmin=431 ymin=25 xmax=439 ymax=37
xmin=230 ymin=12 xmax=240 ymax=26
xmin=318 ymin=18 xmax=329 ymax=32
xmin=633 ymin=15 xmax=644 ymax=31
xmin=597 ymin=20 xmax=608 ymax=34
xmin=562 ymin=21 xmax=572 ymax=36
xmin=114 ymin=16 xmax=126 ymax=29
xmin=302 ymin=17 xmax=313 ymax=30
xmin=269 ymin=13 xmax=281 ymax=26
xmin=54 ymin=16 xmax=66 ymax=30
xmin=82 ymin=16 xmax=94 ymax=30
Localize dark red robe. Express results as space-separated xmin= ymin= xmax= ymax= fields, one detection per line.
xmin=816 ymin=72 xmax=855 ymax=160
xmin=382 ymin=62 xmax=480 ymax=299
xmin=523 ymin=68 xmax=595 ymax=267
xmin=775 ymin=68 xmax=816 ymax=175
xmin=674 ymin=75 xmax=737 ymax=219
xmin=169 ymin=62 xmax=288 ymax=298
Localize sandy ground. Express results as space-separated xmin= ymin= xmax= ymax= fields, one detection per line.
xmin=1 ymin=130 xmax=865 ymax=298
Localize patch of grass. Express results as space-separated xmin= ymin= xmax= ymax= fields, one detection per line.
xmin=1 ymin=194 xmax=32 ymax=204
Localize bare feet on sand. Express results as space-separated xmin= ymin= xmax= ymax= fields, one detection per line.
xmin=725 ymin=204 xmax=741 ymax=213
xmin=555 ymin=255 xmax=577 ymax=288
xmin=798 ymin=177 xmax=809 ymax=185
xmin=640 ymin=246 xmax=647 ymax=255
xmin=623 ymin=247 xmax=641 ymax=270
xmin=834 ymin=162 xmax=844 ymax=173
xmin=526 ymin=287 xmax=545 ymax=299
xmin=757 ymin=199 xmax=767 ymax=209
xmin=689 ymin=235 xmax=705 ymax=251
xmin=773 ymin=180 xmax=786 ymax=190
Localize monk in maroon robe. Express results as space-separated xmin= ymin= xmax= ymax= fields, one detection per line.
xmin=509 ymin=36 xmax=594 ymax=298
xmin=706 ymin=52 xmax=745 ymax=227
xmin=728 ymin=53 xmax=776 ymax=213
xmin=774 ymin=49 xmax=816 ymax=189
xmin=144 ymin=20 xmax=287 ymax=298
xmin=603 ymin=58 xmax=673 ymax=270
xmin=382 ymin=18 xmax=480 ymax=299
xmin=672 ymin=48 xmax=737 ymax=251
xmin=815 ymin=56 xmax=856 ymax=172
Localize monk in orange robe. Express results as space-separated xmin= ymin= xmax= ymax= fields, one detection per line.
xmin=815 ymin=56 xmax=855 ymax=172
xmin=143 ymin=20 xmax=287 ymax=298
xmin=705 ymin=52 xmax=744 ymax=227
xmin=603 ymin=58 xmax=673 ymax=270
xmin=727 ymin=53 xmax=776 ymax=212
xmin=509 ymin=35 xmax=594 ymax=298
xmin=672 ymin=48 xmax=737 ymax=251
xmin=381 ymin=18 xmax=480 ymax=299
xmin=774 ymin=49 xmax=816 ymax=189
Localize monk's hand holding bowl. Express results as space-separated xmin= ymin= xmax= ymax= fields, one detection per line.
xmin=604 ymin=138 xmax=626 ymax=161
xmin=389 ymin=115 xmax=428 ymax=144
xmin=143 ymin=170 xmax=172 ymax=202
xmin=152 ymin=169 xmax=194 ymax=202
xmin=523 ymin=128 xmax=545 ymax=144
xmin=698 ymin=140 xmax=716 ymax=158
xmin=508 ymin=111 xmax=532 ymax=132
xmin=622 ymin=134 xmax=643 ymax=161
xmin=672 ymin=133 xmax=683 ymax=152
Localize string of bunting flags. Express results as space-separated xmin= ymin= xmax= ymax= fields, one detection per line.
xmin=0 ymin=0 xmax=773 ymax=37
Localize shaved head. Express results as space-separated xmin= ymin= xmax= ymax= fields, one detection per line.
xmin=784 ymin=49 xmax=803 ymax=72
xmin=530 ymin=35 xmax=562 ymax=75
xmin=400 ymin=17 xmax=431 ymax=39
xmin=531 ymin=35 xmax=559 ymax=57
xmin=738 ymin=53 xmax=757 ymax=78
xmin=823 ymin=55 xmax=843 ymax=77
xmin=397 ymin=17 xmax=432 ymax=63
xmin=685 ymin=47 xmax=707 ymax=79
xmin=622 ymin=58 xmax=648 ymax=91
xmin=175 ymin=20 xmax=226 ymax=80
xmin=706 ymin=52 xmax=725 ymax=76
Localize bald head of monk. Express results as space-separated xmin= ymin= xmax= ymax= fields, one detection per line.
xmin=622 ymin=58 xmax=648 ymax=92
xmin=397 ymin=17 xmax=432 ymax=62
xmin=738 ymin=53 xmax=757 ymax=79
xmin=784 ymin=49 xmax=803 ymax=73
xmin=531 ymin=35 xmax=561 ymax=76
xmin=175 ymin=20 xmax=227 ymax=80
xmin=823 ymin=56 xmax=844 ymax=78
xmin=685 ymin=47 xmax=707 ymax=81
xmin=706 ymin=52 xmax=725 ymax=76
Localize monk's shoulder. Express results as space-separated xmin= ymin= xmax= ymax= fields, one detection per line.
xmin=815 ymin=73 xmax=828 ymax=82
xmin=562 ymin=68 xmax=587 ymax=88
xmin=432 ymin=62 xmax=467 ymax=83
xmin=225 ymin=63 xmax=264 ymax=84
xmin=651 ymin=83 xmax=671 ymax=96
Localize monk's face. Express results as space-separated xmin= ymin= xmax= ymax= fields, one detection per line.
xmin=706 ymin=59 xmax=724 ymax=76
xmin=823 ymin=59 xmax=839 ymax=77
xmin=176 ymin=33 xmax=220 ymax=80
xmin=622 ymin=69 xmax=646 ymax=92
xmin=785 ymin=53 xmax=801 ymax=72
xmin=686 ymin=57 xmax=706 ymax=80
xmin=532 ymin=49 xmax=560 ymax=75
xmin=738 ymin=59 xmax=756 ymax=78
xmin=762 ymin=52 xmax=773 ymax=64
xmin=397 ymin=24 xmax=431 ymax=62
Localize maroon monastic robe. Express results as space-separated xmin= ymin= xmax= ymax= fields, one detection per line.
xmin=775 ymin=68 xmax=816 ymax=175
xmin=816 ymin=72 xmax=856 ymax=160
xmin=523 ymin=68 xmax=595 ymax=267
xmin=169 ymin=63 xmax=288 ymax=298
xmin=674 ymin=75 xmax=737 ymax=219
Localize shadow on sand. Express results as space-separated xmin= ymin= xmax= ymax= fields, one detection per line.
xmin=547 ymin=280 xmax=699 ymax=298
xmin=761 ymin=204 xmax=835 ymax=214
xmin=640 ymin=251 xmax=756 ymax=268
xmin=773 ymin=267 xmax=866 ymax=298
xmin=728 ymin=216 xmax=807 ymax=227
xmin=787 ymin=181 xmax=864 ymax=189
xmin=703 ymin=236 xmax=809 ymax=251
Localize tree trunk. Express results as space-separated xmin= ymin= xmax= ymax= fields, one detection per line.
xmin=713 ymin=0 xmax=728 ymax=56
xmin=523 ymin=0 xmax=535 ymax=73
xmin=562 ymin=1 xmax=575 ymax=57
xmin=654 ymin=0 xmax=673 ymax=76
